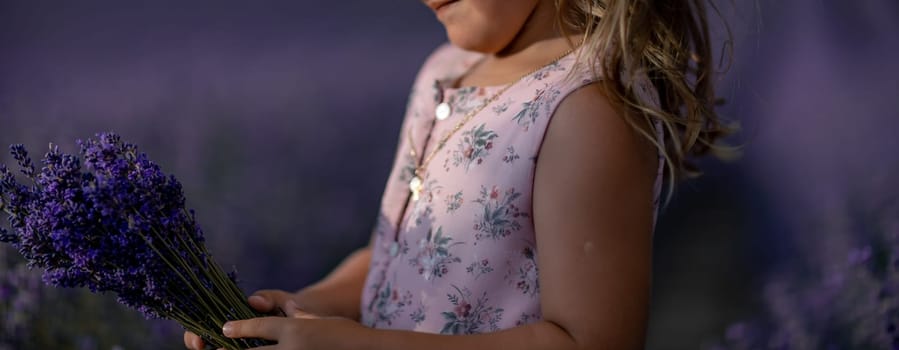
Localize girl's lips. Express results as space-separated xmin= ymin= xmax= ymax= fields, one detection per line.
xmin=432 ymin=0 xmax=459 ymax=13
xmin=434 ymin=0 xmax=459 ymax=18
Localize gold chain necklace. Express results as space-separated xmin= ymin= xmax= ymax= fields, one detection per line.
xmin=406 ymin=45 xmax=579 ymax=201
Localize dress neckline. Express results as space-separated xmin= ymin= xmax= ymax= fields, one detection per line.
xmin=434 ymin=46 xmax=581 ymax=97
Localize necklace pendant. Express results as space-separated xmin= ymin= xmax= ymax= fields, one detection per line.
xmin=435 ymin=102 xmax=452 ymax=121
xmin=409 ymin=176 xmax=423 ymax=201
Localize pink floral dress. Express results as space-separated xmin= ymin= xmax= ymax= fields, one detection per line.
xmin=360 ymin=43 xmax=664 ymax=334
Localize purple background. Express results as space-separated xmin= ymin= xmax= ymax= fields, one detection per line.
xmin=1 ymin=1 xmax=897 ymax=349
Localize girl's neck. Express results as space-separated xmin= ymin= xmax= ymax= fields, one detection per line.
xmin=455 ymin=1 xmax=581 ymax=88
xmin=454 ymin=35 xmax=581 ymax=89
xmin=495 ymin=0 xmax=570 ymax=58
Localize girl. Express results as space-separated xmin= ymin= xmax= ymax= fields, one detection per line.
xmin=186 ymin=0 xmax=730 ymax=348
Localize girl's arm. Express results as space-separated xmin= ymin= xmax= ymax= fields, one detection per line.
xmin=223 ymin=84 xmax=658 ymax=349
xmin=291 ymin=246 xmax=372 ymax=320
xmin=244 ymin=246 xmax=372 ymax=319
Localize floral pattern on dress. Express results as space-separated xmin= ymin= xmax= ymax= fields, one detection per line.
xmin=408 ymin=227 xmax=464 ymax=281
xmin=431 ymin=80 xmax=443 ymax=104
xmin=394 ymin=238 xmax=411 ymax=257
xmin=439 ymin=285 xmax=504 ymax=334
xmin=465 ymin=258 xmax=494 ymax=279
xmin=446 ymin=123 xmax=498 ymax=172
xmin=527 ymin=60 xmax=567 ymax=82
xmin=515 ymin=312 xmax=542 ymax=326
xmin=506 ymin=246 xmax=540 ymax=298
xmin=372 ymin=213 xmax=392 ymax=239
xmin=365 ymin=281 xmax=414 ymax=328
xmin=397 ymin=152 xmax=417 ymax=183
xmin=408 ymin=178 xmax=442 ymax=228
xmin=492 ymin=99 xmax=512 ymax=115
xmin=502 ymin=146 xmax=520 ymax=164
xmin=447 ymin=86 xmax=487 ymax=116
xmin=410 ymin=301 xmax=427 ymax=325
xmin=445 ymin=190 xmax=463 ymax=213
xmin=512 ymin=86 xmax=562 ymax=131
xmin=472 ymin=186 xmax=529 ymax=241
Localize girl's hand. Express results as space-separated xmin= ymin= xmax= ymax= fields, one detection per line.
xmin=220 ymin=312 xmax=369 ymax=350
xmin=183 ymin=290 xmax=304 ymax=350
xmin=185 ymin=247 xmax=371 ymax=349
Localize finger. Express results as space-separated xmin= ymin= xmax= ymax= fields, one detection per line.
xmin=283 ymin=299 xmax=301 ymax=316
xmin=291 ymin=308 xmax=320 ymax=320
xmin=183 ymin=331 xmax=204 ymax=350
xmin=284 ymin=299 xmax=322 ymax=319
xmin=235 ymin=346 xmax=278 ymax=350
xmin=222 ymin=317 xmax=293 ymax=340
xmin=247 ymin=295 xmax=273 ymax=313
xmin=248 ymin=290 xmax=292 ymax=313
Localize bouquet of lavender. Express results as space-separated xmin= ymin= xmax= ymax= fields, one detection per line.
xmin=0 ymin=133 xmax=269 ymax=349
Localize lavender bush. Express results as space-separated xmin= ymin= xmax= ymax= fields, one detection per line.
xmin=706 ymin=181 xmax=899 ymax=349
xmin=0 ymin=246 xmax=42 ymax=348
xmin=0 ymin=133 xmax=270 ymax=350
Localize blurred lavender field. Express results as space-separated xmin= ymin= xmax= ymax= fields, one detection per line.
xmin=1 ymin=1 xmax=897 ymax=349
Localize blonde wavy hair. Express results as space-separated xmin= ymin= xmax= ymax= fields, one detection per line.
xmin=556 ymin=0 xmax=737 ymax=202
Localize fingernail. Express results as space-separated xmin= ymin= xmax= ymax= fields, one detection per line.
xmin=248 ymin=295 xmax=266 ymax=304
xmin=222 ymin=323 xmax=234 ymax=337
